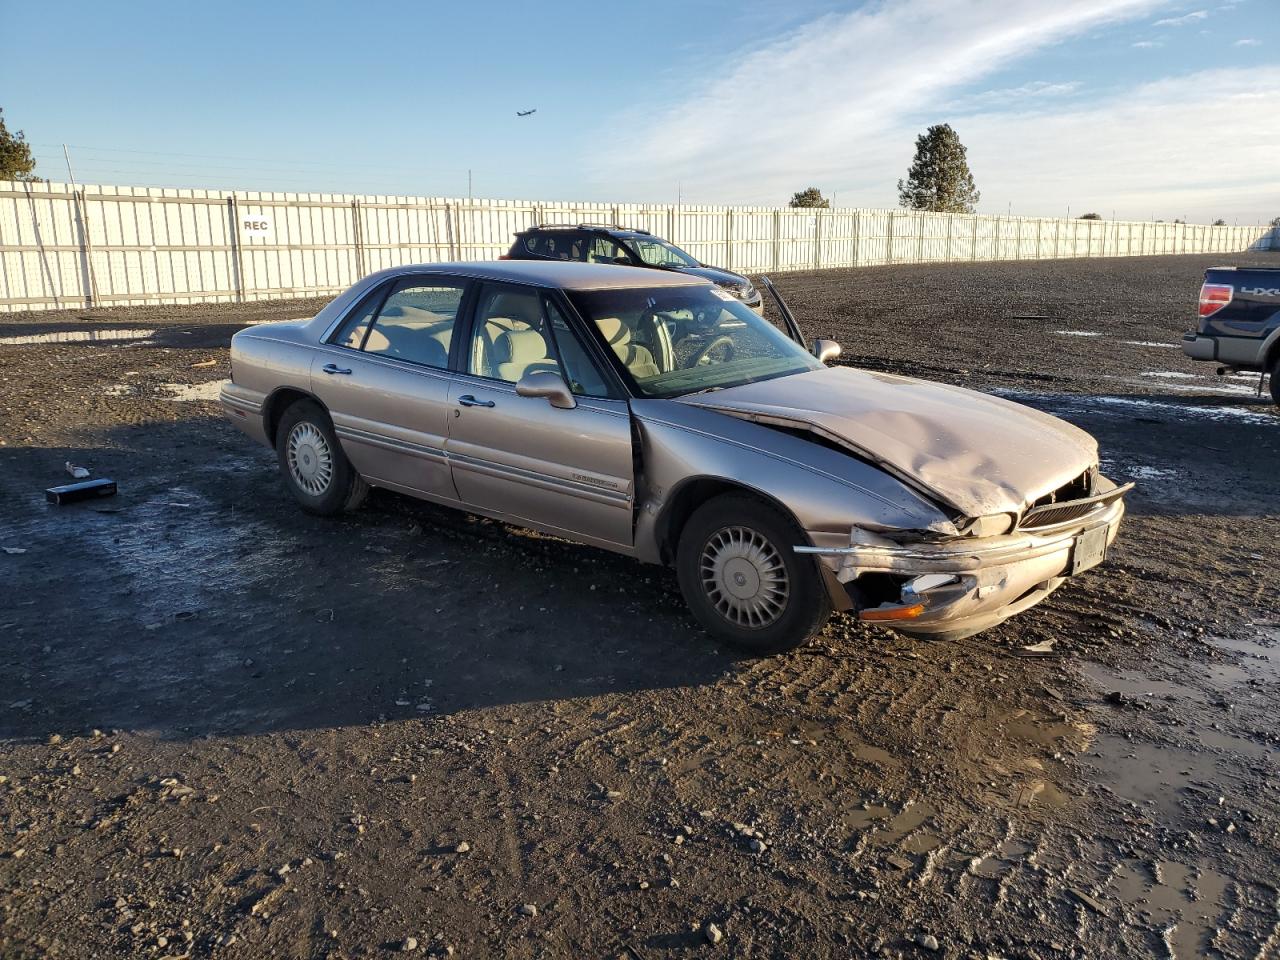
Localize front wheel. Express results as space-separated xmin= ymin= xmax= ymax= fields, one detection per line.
xmin=275 ymin=399 xmax=369 ymax=515
xmin=676 ymin=494 xmax=831 ymax=654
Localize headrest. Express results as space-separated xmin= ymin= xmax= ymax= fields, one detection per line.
xmin=498 ymin=329 xmax=547 ymax=365
xmin=487 ymin=294 xmax=541 ymax=328
xmin=595 ymin=317 xmax=631 ymax=347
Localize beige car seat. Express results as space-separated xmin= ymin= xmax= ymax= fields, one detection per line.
xmin=596 ymin=317 xmax=660 ymax=379
xmin=478 ymin=293 xmax=543 ymax=376
xmin=495 ymin=329 xmax=558 ymax=382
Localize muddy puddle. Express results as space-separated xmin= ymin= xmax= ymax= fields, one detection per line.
xmin=1070 ymin=629 xmax=1280 ymax=955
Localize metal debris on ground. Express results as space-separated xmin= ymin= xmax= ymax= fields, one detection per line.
xmin=45 ymin=478 xmax=118 ymax=505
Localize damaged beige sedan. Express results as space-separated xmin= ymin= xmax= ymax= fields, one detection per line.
xmin=222 ymin=261 xmax=1130 ymax=653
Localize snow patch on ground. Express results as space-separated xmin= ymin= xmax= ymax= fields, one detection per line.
xmin=0 ymin=328 xmax=156 ymax=345
xmin=994 ymin=389 xmax=1278 ymax=425
xmin=162 ymin=380 xmax=226 ymax=402
xmin=1055 ymin=330 xmax=1102 ymax=337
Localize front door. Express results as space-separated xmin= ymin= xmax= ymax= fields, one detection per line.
xmin=310 ymin=275 xmax=469 ymax=501
xmin=444 ymin=283 xmax=635 ymax=549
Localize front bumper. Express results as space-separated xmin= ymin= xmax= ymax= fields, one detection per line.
xmin=798 ymin=494 xmax=1127 ymax=640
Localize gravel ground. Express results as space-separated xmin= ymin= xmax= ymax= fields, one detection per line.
xmin=1 ymin=252 xmax=1278 ymax=960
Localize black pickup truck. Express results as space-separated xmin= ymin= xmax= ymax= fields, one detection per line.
xmin=1182 ymin=266 xmax=1280 ymax=405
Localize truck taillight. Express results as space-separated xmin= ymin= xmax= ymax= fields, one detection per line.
xmin=1198 ymin=282 xmax=1233 ymax=317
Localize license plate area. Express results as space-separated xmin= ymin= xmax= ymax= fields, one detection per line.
xmin=1071 ymin=524 xmax=1109 ymax=575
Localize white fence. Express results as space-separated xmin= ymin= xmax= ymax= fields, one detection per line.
xmin=1 ymin=179 xmax=1274 ymax=313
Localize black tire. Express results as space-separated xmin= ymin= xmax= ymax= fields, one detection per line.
xmin=275 ymin=399 xmax=369 ymax=516
xmin=675 ymin=494 xmax=831 ymax=654
xmin=1270 ymin=356 xmax=1280 ymax=407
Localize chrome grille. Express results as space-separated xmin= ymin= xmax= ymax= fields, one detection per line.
xmin=1019 ymin=483 xmax=1134 ymax=532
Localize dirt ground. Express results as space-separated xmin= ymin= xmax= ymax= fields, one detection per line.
xmin=1 ymin=252 xmax=1278 ymax=960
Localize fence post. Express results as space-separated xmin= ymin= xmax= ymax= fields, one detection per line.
xmin=886 ymin=212 xmax=894 ymax=264
xmin=915 ymin=212 xmax=924 ymax=262
xmin=228 ymin=196 xmax=245 ymax=301
xmin=813 ymin=210 xmax=822 ymax=270
xmin=350 ymin=199 xmax=365 ymax=276
xmin=725 ymin=208 xmax=733 ymax=271
xmin=772 ymin=209 xmax=780 ymax=272
xmin=445 ymin=202 xmax=456 ymax=261
xmin=853 ymin=210 xmax=862 ymax=267
xmin=972 ymin=216 xmax=978 ymax=261
xmin=71 ymin=187 xmax=99 ymax=308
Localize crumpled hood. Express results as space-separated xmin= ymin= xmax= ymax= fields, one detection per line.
xmin=677 ymin=366 xmax=1097 ymax=518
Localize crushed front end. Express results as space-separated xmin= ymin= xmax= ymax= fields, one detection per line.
xmin=798 ymin=475 xmax=1132 ymax=640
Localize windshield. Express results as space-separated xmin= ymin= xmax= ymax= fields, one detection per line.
xmin=622 ymin=236 xmax=700 ymax=268
xmin=567 ymin=285 xmax=821 ymax=399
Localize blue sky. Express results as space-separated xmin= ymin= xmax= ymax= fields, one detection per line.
xmin=3 ymin=0 xmax=1277 ymax=222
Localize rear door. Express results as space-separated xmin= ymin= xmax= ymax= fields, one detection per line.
xmin=310 ymin=275 xmax=469 ymax=501
xmin=444 ymin=283 xmax=636 ymax=549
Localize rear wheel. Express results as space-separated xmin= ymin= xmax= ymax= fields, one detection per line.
xmin=275 ymin=399 xmax=368 ymax=515
xmin=676 ymin=494 xmax=830 ymax=654
xmin=1270 ymin=356 xmax=1280 ymax=407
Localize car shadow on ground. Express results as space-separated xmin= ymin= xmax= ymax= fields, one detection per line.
xmin=0 ymin=424 xmax=738 ymax=743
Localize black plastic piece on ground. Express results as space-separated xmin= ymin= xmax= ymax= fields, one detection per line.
xmin=45 ymin=478 xmax=118 ymax=505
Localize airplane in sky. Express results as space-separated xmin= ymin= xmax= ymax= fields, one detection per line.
xmin=516 ymin=109 xmax=537 ymax=117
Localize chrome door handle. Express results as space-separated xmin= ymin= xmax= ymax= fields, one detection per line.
xmin=322 ymin=363 xmax=352 ymax=375
xmin=457 ymin=395 xmax=495 ymax=408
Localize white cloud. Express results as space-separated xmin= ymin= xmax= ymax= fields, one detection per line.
xmin=1153 ymin=9 xmax=1208 ymax=25
xmin=1234 ymin=37 xmax=1260 ymax=46
xmin=1132 ymin=39 xmax=1164 ymax=47
xmin=589 ymin=0 xmax=1169 ymax=205
xmin=957 ymin=68 xmax=1280 ymax=222
xmin=948 ymin=80 xmax=1082 ymax=108
xmin=585 ymin=0 xmax=1278 ymax=224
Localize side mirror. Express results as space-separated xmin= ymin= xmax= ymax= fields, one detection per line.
xmin=812 ymin=339 xmax=841 ymax=363
xmin=516 ymin=370 xmax=577 ymax=409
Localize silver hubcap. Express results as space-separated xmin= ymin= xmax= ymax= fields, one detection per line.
xmin=287 ymin=421 xmax=333 ymax=496
xmin=700 ymin=525 xmax=789 ymax=629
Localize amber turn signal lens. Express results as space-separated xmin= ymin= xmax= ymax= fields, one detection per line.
xmin=858 ymin=603 xmax=926 ymax=622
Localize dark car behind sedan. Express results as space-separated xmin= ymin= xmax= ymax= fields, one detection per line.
xmin=504 ymin=223 xmax=763 ymax=312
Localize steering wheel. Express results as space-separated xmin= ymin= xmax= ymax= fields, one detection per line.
xmin=686 ymin=335 xmax=736 ymax=368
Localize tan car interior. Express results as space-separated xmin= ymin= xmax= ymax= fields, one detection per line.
xmin=339 ymin=282 xmax=662 ymax=390
xmin=472 ymin=291 xmax=558 ymax=383
xmin=342 ymin=293 xmax=459 ymax=369
xmin=596 ymin=317 xmax=661 ymax=379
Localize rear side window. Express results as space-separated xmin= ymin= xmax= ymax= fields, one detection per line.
xmin=522 ymin=232 xmax=585 ymax=261
xmin=329 ymin=278 xmax=465 ymax=370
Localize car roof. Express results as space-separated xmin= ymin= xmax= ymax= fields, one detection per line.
xmin=373 ymin=260 xmax=708 ymax=291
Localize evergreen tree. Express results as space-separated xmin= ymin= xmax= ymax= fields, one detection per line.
xmin=788 ymin=187 xmax=830 ymax=208
xmin=0 ymin=108 xmax=40 ymax=182
xmin=897 ymin=124 xmax=978 ymax=213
